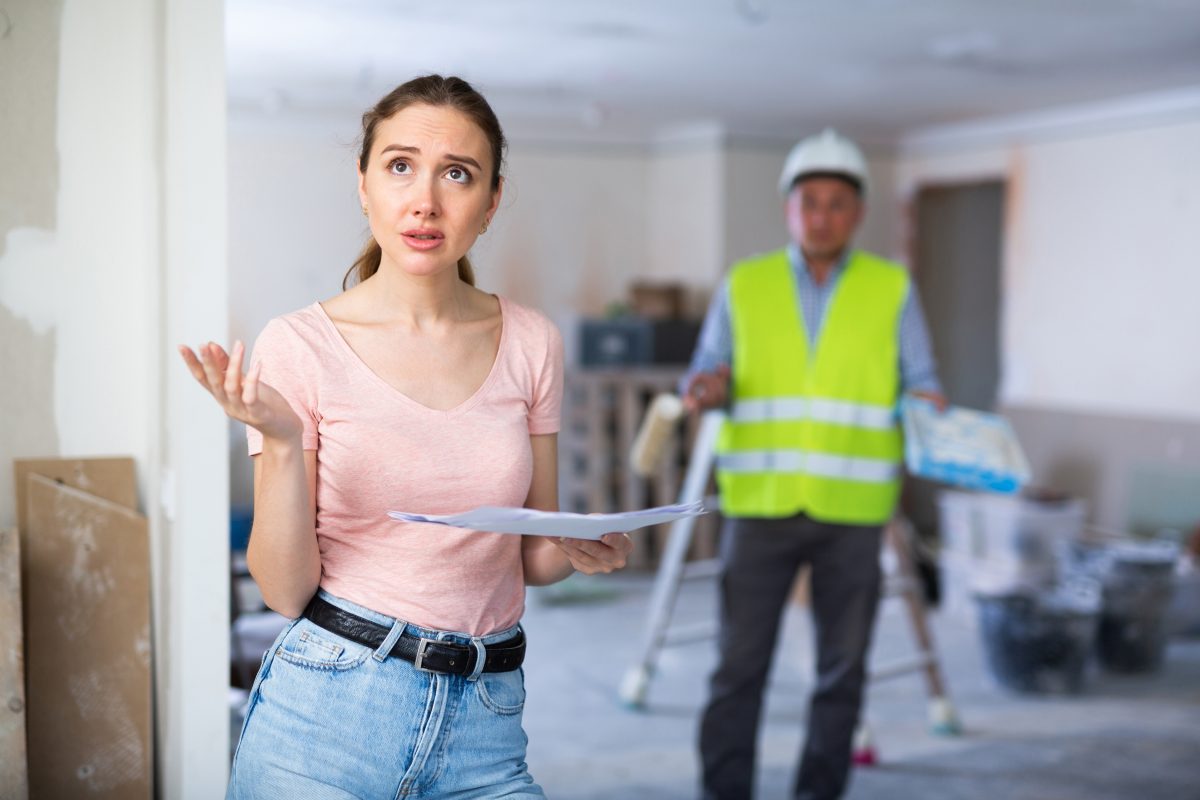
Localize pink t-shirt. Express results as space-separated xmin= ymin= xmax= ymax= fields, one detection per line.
xmin=246 ymin=295 xmax=563 ymax=636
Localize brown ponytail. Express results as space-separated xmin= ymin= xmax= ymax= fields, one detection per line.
xmin=456 ymin=256 xmax=476 ymax=286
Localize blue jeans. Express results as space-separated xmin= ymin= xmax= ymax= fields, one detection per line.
xmin=229 ymin=590 xmax=545 ymax=799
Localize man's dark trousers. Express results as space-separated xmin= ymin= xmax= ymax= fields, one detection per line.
xmin=699 ymin=513 xmax=884 ymax=800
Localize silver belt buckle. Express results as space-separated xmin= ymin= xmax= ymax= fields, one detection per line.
xmin=413 ymin=638 xmax=437 ymax=672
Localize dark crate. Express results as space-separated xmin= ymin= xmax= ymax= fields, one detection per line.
xmin=579 ymin=318 xmax=700 ymax=367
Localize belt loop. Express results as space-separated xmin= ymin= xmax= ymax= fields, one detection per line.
xmin=373 ymin=619 xmax=407 ymax=663
xmin=466 ymin=637 xmax=487 ymax=682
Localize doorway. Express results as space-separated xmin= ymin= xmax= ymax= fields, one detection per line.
xmin=912 ymin=181 xmax=1004 ymax=410
xmin=904 ymin=180 xmax=1005 ymax=603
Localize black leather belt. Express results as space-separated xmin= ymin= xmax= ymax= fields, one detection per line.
xmin=302 ymin=596 xmax=525 ymax=676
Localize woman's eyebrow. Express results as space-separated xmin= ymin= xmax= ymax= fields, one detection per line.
xmin=444 ymin=153 xmax=482 ymax=170
xmin=379 ymin=144 xmax=482 ymax=171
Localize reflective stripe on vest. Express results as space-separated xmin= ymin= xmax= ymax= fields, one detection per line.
xmin=730 ymin=397 xmax=896 ymax=430
xmin=717 ymin=450 xmax=899 ymax=483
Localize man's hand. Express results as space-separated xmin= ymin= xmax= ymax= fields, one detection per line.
xmin=909 ymin=390 xmax=948 ymax=413
xmin=682 ymin=365 xmax=731 ymax=413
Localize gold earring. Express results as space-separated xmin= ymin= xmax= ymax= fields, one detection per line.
xmin=480 ymin=219 xmax=489 ymax=234
xmin=362 ymin=205 xmax=368 ymax=216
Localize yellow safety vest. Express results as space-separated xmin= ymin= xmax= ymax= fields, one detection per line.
xmin=716 ymin=248 xmax=908 ymax=524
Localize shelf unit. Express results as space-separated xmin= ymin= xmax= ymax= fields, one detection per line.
xmin=560 ymin=367 xmax=720 ymax=569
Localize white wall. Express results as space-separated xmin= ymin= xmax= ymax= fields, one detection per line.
xmin=0 ymin=0 xmax=231 ymax=795
xmin=644 ymin=129 xmax=725 ymax=307
xmin=227 ymin=119 xmax=366 ymax=348
xmin=859 ymin=154 xmax=903 ymax=262
xmin=1005 ymin=125 xmax=1200 ymax=419
xmin=484 ymin=144 xmax=650 ymax=360
xmin=161 ymin=1 xmax=232 ymax=794
xmin=724 ymin=143 xmax=789 ymax=268
xmin=896 ymin=98 xmax=1200 ymax=422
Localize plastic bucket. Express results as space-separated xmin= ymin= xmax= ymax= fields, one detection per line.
xmin=939 ymin=490 xmax=1086 ymax=607
xmin=975 ymin=581 xmax=1100 ymax=694
xmin=1097 ymin=542 xmax=1178 ymax=673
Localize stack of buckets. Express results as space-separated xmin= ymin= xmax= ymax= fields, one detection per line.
xmin=1093 ymin=541 xmax=1179 ymax=672
xmin=938 ymin=490 xmax=1178 ymax=693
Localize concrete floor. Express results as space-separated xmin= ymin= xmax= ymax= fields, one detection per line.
xmin=519 ymin=572 xmax=1200 ymax=800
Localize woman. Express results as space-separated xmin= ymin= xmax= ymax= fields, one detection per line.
xmin=180 ymin=74 xmax=632 ymax=798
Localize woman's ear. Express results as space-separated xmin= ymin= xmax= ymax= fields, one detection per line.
xmin=357 ymin=163 xmax=369 ymax=211
xmin=487 ymin=175 xmax=505 ymax=218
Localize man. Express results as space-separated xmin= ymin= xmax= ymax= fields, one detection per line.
xmin=684 ymin=129 xmax=945 ymax=800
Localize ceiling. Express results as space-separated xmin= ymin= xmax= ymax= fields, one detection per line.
xmin=226 ymin=0 xmax=1200 ymax=146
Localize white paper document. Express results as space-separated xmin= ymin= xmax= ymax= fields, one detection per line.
xmin=387 ymin=501 xmax=706 ymax=539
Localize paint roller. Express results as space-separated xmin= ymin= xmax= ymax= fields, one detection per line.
xmin=629 ymin=393 xmax=685 ymax=477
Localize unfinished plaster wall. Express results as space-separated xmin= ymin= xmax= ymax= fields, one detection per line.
xmin=0 ymin=0 xmax=59 ymax=242
xmin=0 ymin=0 xmax=63 ymax=531
xmin=0 ymin=0 xmax=159 ymax=516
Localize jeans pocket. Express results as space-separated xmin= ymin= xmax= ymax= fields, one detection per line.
xmin=274 ymin=619 xmax=372 ymax=671
xmin=475 ymin=668 xmax=526 ymax=715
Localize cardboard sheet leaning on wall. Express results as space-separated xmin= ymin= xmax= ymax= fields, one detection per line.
xmin=12 ymin=458 xmax=151 ymax=800
xmin=0 ymin=527 xmax=28 ymax=800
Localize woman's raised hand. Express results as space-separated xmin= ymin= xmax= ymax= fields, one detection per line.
xmin=178 ymin=341 xmax=302 ymax=442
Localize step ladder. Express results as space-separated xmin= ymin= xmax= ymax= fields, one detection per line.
xmin=618 ymin=410 xmax=961 ymax=751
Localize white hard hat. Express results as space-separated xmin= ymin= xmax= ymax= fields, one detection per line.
xmin=778 ymin=128 xmax=867 ymax=195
